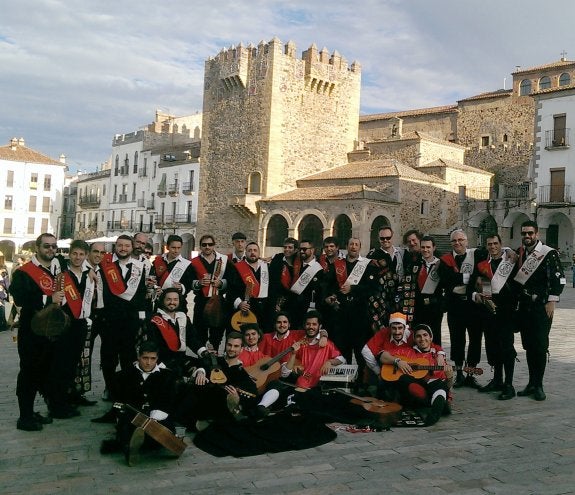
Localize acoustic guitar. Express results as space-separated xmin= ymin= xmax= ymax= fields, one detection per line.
xmin=381 ymin=356 xmax=483 ymax=382
xmin=245 ymin=339 xmax=305 ymax=393
xmin=231 ymin=282 xmax=258 ymax=331
xmin=113 ymin=402 xmax=186 ymax=456
xmin=331 ymin=388 xmax=402 ymax=419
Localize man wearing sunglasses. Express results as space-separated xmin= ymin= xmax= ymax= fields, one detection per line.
xmin=514 ymin=220 xmax=565 ymax=401
xmin=11 ymin=233 xmax=67 ymax=431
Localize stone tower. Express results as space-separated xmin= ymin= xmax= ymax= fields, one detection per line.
xmin=197 ymin=37 xmax=361 ymax=245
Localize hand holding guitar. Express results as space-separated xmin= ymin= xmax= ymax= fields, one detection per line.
xmin=195 ymin=369 xmax=208 ymax=386
xmin=52 ymin=289 xmax=65 ymax=305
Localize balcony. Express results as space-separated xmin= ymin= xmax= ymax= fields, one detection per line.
xmin=107 ymin=220 xmax=133 ymax=230
xmin=118 ymin=194 xmax=128 ymax=203
xmin=78 ymin=194 xmax=100 ymax=208
xmin=538 ymin=184 xmax=572 ymax=204
xmin=137 ymin=198 xmax=145 ymax=207
xmin=138 ymin=168 xmax=148 ymax=178
xmin=146 ymin=200 xmax=155 ymax=210
xmin=168 ymin=183 xmax=179 ymax=196
xmin=182 ymin=182 xmax=194 ymax=195
xmin=157 ymin=187 xmax=167 ymax=198
xmin=154 ymin=214 xmax=196 ymax=227
xmin=545 ymin=128 xmax=570 ymax=150
xmin=119 ymin=165 xmax=129 ymax=176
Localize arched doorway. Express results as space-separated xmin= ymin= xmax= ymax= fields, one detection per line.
xmin=333 ymin=214 xmax=352 ymax=248
xmin=265 ymin=214 xmax=289 ymax=247
xmin=477 ymin=215 xmax=498 ymax=247
xmin=298 ymin=214 xmax=324 ymax=249
xmin=370 ymin=215 xmax=391 ymax=249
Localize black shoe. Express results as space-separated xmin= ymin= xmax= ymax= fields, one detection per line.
xmin=425 ymin=396 xmax=446 ymax=426
xmin=533 ymin=386 xmax=546 ymax=401
xmin=254 ymin=405 xmax=270 ymax=419
xmin=50 ymin=408 xmax=81 ymax=419
xmin=91 ymin=409 xmax=116 ymax=423
xmin=453 ymin=372 xmax=465 ymax=388
xmin=478 ymin=380 xmax=503 ymax=393
xmin=464 ymin=375 xmax=480 ymax=389
xmin=100 ymin=438 xmax=122 ymax=454
xmin=17 ymin=417 xmax=43 ymax=431
xmin=34 ymin=412 xmax=53 ymax=424
xmin=498 ymin=384 xmax=516 ymax=400
xmin=517 ymin=384 xmax=536 ymax=397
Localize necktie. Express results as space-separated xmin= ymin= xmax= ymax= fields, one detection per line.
xmin=418 ymin=264 xmax=427 ymax=290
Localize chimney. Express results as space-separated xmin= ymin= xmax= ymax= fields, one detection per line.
xmin=10 ymin=137 xmax=18 ymax=149
xmin=18 ymin=137 xmax=25 ymax=146
xmin=59 ymin=154 xmax=66 ymax=164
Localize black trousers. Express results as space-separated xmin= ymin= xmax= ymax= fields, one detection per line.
xmin=517 ymin=302 xmax=552 ymax=387
xmin=446 ymin=297 xmax=482 ymax=367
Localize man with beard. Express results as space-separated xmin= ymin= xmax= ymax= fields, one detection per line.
xmin=268 ymin=237 xmax=298 ymax=316
xmin=190 ymin=234 xmax=232 ymax=351
xmin=325 ymin=237 xmax=378 ymax=388
xmin=175 ymin=332 xmax=257 ymax=430
xmin=514 ymin=221 xmax=565 ymax=401
xmin=229 ymin=242 xmax=271 ymax=331
xmin=469 ymin=234 xmax=518 ymax=399
xmin=151 ymin=235 xmax=194 ymax=312
xmin=99 ymin=235 xmax=148 ymax=399
xmin=11 ymin=233 xmax=66 ymax=431
xmin=286 ymin=240 xmax=325 ymax=329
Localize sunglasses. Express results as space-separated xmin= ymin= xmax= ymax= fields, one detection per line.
xmin=201 ymin=242 xmax=215 ymax=247
xmin=521 ymin=231 xmax=536 ymax=236
xmin=300 ymin=247 xmax=312 ymax=251
xmin=379 ymin=236 xmax=392 ymax=241
xmin=42 ymin=243 xmax=58 ymax=249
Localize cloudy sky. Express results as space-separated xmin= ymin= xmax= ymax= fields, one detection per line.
xmin=2 ymin=0 xmax=575 ymax=171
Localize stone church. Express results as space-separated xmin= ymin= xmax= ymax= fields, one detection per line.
xmin=196 ymin=39 xmax=575 ymax=254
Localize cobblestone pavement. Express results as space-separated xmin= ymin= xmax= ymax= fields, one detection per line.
xmin=1 ymin=289 xmax=575 ymax=495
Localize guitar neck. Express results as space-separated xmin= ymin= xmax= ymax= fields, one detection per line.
xmin=260 ymin=338 xmax=304 ymax=370
xmin=411 ymin=364 xmax=444 ymax=371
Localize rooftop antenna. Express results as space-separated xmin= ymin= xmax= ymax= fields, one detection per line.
xmin=561 ymin=50 xmax=568 ymax=61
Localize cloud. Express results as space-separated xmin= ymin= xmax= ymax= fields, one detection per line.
xmin=2 ymin=0 xmax=575 ymax=170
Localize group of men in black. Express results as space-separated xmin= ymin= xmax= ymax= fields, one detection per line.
xmin=10 ymin=221 xmax=565 ymax=463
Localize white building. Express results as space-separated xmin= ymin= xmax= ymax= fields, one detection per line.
xmin=0 ymin=137 xmax=67 ymax=259
xmin=531 ymin=84 xmax=575 ymax=257
xmin=74 ymin=111 xmax=202 ymax=256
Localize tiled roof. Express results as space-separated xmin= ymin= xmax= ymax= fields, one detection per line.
xmin=532 ymin=83 xmax=575 ymax=96
xmin=359 ymin=105 xmax=458 ymax=122
xmin=264 ymin=184 xmax=392 ymax=202
xmin=420 ymin=158 xmax=493 ymax=175
xmin=514 ymin=59 xmax=575 ymax=75
xmin=458 ymin=89 xmax=512 ymax=102
xmin=297 ymin=159 xmax=446 ymax=184
xmin=0 ymin=142 xmax=63 ymax=166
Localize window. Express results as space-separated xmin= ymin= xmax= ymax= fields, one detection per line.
xmin=520 ymin=79 xmax=532 ymax=96
xmin=189 ymin=170 xmax=195 ymax=190
xmin=6 ymin=170 xmax=14 ymax=188
xmin=503 ymin=134 xmax=508 ymax=142
xmin=132 ymin=183 xmax=137 ymax=201
xmin=539 ymin=76 xmax=551 ymax=90
xmin=481 ymin=136 xmax=490 ymax=147
xmin=553 ymin=114 xmax=567 ymax=146
xmin=29 ymin=196 xmax=37 ymax=211
xmin=133 ymin=151 xmax=138 ymax=173
xmin=43 ymin=175 xmax=52 ymax=191
xmin=113 ymin=185 xmax=118 ymax=203
xmin=4 ymin=195 xmax=13 ymax=210
xmin=115 ymin=155 xmax=119 ymax=176
xmin=3 ymin=218 xmax=12 ymax=234
xmin=42 ymin=197 xmax=50 ymax=213
xmin=102 ymin=184 xmax=106 ymax=196
xmin=41 ymin=218 xmax=48 ymax=232
xmin=27 ymin=218 xmax=35 ymax=235
xmin=248 ymin=172 xmax=262 ymax=193
xmin=559 ymin=73 xmax=571 ymax=86
xmin=420 ymin=199 xmax=430 ymax=216
xmin=153 ymin=161 xmax=157 ymax=179
xmin=30 ymin=173 xmax=38 ymax=189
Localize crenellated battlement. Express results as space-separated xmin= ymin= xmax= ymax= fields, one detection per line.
xmin=206 ymin=37 xmax=361 ymax=92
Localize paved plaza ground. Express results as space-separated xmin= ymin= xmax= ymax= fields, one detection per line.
xmin=1 ymin=289 xmax=575 ymax=495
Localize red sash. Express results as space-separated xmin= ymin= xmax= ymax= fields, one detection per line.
xmin=62 ymin=271 xmax=83 ymax=319
xmin=319 ymin=254 xmax=329 ymax=272
xmin=334 ymin=258 xmax=348 ymax=288
xmin=477 ymin=259 xmax=493 ymax=279
xmin=440 ymin=253 xmax=459 ymax=272
xmin=18 ymin=261 xmax=55 ymax=295
xmin=153 ymin=256 xmax=170 ymax=286
xmin=151 ymin=315 xmax=180 ymax=352
xmin=283 ymin=257 xmax=302 ymax=290
xmin=234 ymin=261 xmax=260 ymax=297
xmin=100 ymin=254 xmax=127 ymax=296
xmin=191 ymin=257 xmax=221 ymax=297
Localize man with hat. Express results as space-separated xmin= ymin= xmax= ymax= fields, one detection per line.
xmin=229 ymin=232 xmax=247 ymax=263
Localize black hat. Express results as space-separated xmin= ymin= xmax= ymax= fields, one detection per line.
xmin=232 ymin=232 xmax=247 ymax=240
